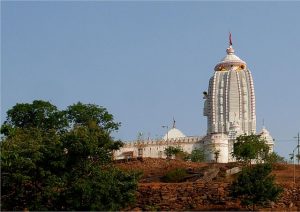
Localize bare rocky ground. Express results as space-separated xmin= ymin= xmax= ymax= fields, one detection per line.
xmin=115 ymin=158 xmax=300 ymax=211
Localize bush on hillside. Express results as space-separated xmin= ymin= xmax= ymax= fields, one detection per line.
xmin=164 ymin=146 xmax=183 ymax=159
xmin=230 ymin=163 xmax=283 ymax=210
xmin=189 ymin=148 xmax=206 ymax=162
xmin=161 ymin=168 xmax=188 ymax=183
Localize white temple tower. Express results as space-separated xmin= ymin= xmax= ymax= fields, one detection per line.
xmin=203 ymin=34 xmax=256 ymax=162
xmin=204 ymin=36 xmax=256 ymax=135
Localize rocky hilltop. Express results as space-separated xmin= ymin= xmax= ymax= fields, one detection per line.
xmin=116 ymin=158 xmax=300 ymax=211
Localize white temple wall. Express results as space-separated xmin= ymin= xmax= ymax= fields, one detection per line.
xmin=114 ymin=132 xmax=272 ymax=163
xmin=204 ymin=133 xmax=229 ymax=163
xmin=114 ymin=137 xmax=204 ymax=160
xmin=114 ymin=146 xmax=137 ymax=160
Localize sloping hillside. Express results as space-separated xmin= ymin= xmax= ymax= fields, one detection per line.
xmin=116 ymin=158 xmax=300 ymax=211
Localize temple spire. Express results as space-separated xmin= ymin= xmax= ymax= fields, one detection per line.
xmin=226 ymin=32 xmax=235 ymax=55
xmin=172 ymin=117 xmax=176 ymax=128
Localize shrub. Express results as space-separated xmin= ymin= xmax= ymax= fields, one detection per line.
xmin=175 ymin=151 xmax=190 ymax=161
xmin=164 ymin=146 xmax=183 ymax=159
xmin=189 ymin=148 xmax=206 ymax=162
xmin=265 ymin=152 xmax=287 ymax=170
xmin=265 ymin=152 xmax=285 ymax=164
xmin=161 ymin=168 xmax=188 ymax=183
xmin=230 ymin=163 xmax=283 ymax=210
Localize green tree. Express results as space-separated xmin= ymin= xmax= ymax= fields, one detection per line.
xmin=65 ymin=102 xmax=120 ymax=132
xmin=1 ymin=128 xmax=66 ymax=210
xmin=232 ymin=134 xmax=270 ymax=164
xmin=230 ymin=163 xmax=283 ymax=210
xmin=265 ymin=152 xmax=286 ymax=164
xmin=164 ymin=146 xmax=183 ymax=159
xmin=1 ymin=100 xmax=139 ymax=211
xmin=189 ymin=148 xmax=206 ymax=162
xmin=1 ymin=100 xmax=67 ymax=136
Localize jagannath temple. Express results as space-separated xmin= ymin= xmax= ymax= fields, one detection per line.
xmin=114 ymin=35 xmax=274 ymax=163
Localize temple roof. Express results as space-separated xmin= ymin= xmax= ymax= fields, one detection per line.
xmin=259 ymin=127 xmax=274 ymax=145
xmin=214 ymin=45 xmax=247 ymax=71
xmin=221 ymin=47 xmax=244 ymax=62
xmin=215 ymin=33 xmax=247 ymax=71
xmin=163 ymin=128 xmax=186 ymax=140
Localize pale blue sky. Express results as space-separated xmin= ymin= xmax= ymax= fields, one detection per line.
xmin=2 ymin=2 xmax=300 ymax=159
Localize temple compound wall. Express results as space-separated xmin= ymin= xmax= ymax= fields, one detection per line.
xmin=113 ymin=129 xmax=274 ymax=163
xmin=114 ymin=136 xmax=204 ymax=160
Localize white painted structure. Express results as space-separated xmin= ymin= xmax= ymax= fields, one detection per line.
xmin=202 ymin=42 xmax=258 ymax=163
xmin=113 ymin=129 xmax=203 ymax=159
xmin=114 ymin=37 xmax=274 ymax=163
xmin=259 ymin=127 xmax=275 ymax=153
xmin=163 ymin=128 xmax=186 ymax=141
xmin=203 ymin=45 xmax=256 ymax=135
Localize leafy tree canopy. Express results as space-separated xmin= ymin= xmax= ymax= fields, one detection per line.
xmin=189 ymin=148 xmax=206 ymax=162
xmin=65 ymin=102 xmax=120 ymax=132
xmin=230 ymin=163 xmax=283 ymax=210
xmin=1 ymin=100 xmax=67 ymax=136
xmin=265 ymin=152 xmax=286 ymax=164
xmin=1 ymin=100 xmax=138 ymax=211
xmin=232 ymin=134 xmax=270 ymax=164
xmin=164 ymin=146 xmax=183 ymax=158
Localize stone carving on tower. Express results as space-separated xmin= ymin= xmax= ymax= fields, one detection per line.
xmin=203 ymin=33 xmax=257 ymax=162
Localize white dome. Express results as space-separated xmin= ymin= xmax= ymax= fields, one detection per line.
xmin=259 ymin=127 xmax=274 ymax=145
xmin=163 ymin=128 xmax=186 ymax=140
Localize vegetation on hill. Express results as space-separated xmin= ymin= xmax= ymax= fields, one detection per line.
xmin=230 ymin=163 xmax=283 ymax=210
xmin=189 ymin=148 xmax=206 ymax=162
xmin=1 ymin=100 xmax=140 ymax=211
xmin=1 ymin=102 xmax=289 ymax=211
xmin=164 ymin=146 xmax=206 ymax=162
xmin=164 ymin=146 xmax=184 ymax=159
xmin=265 ymin=152 xmax=286 ymax=165
xmin=230 ymin=134 xmax=284 ymax=210
xmin=162 ymin=168 xmax=188 ymax=183
xmin=231 ymin=134 xmax=270 ymax=165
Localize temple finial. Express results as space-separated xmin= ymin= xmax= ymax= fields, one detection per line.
xmin=172 ymin=117 xmax=176 ymax=128
xmin=226 ymin=32 xmax=234 ymax=55
xmin=229 ymin=32 xmax=233 ymax=46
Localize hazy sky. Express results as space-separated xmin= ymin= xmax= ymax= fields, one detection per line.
xmin=2 ymin=2 xmax=300 ymax=159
